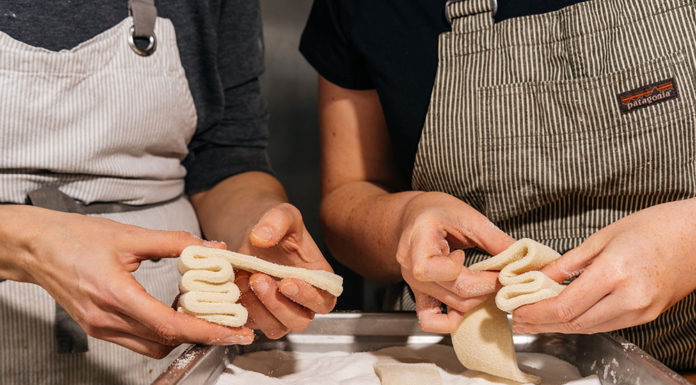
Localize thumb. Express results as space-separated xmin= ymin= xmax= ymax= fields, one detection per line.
xmin=249 ymin=203 xmax=303 ymax=248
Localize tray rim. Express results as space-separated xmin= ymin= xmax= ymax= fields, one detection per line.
xmin=151 ymin=311 xmax=691 ymax=385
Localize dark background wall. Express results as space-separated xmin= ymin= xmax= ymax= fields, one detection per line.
xmin=258 ymin=0 xmax=385 ymax=310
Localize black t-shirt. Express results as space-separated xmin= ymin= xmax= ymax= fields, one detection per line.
xmin=1 ymin=0 xmax=272 ymax=196
xmin=300 ymin=0 xmax=585 ymax=181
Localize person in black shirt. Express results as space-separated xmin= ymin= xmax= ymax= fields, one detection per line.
xmin=301 ymin=0 xmax=696 ymax=370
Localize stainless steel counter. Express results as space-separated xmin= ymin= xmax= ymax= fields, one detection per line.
xmin=152 ymin=312 xmax=691 ymax=385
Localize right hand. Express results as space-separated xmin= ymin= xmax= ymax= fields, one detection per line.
xmin=2 ymin=205 xmax=253 ymax=358
xmin=396 ymin=192 xmax=514 ymax=333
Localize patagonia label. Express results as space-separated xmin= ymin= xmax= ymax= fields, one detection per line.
xmin=618 ymin=78 xmax=678 ymax=114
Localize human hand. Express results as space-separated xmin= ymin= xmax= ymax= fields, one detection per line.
xmin=12 ymin=206 xmax=253 ymax=358
xmin=513 ymin=199 xmax=696 ymax=334
xmin=396 ymin=192 xmax=515 ymax=332
xmin=235 ymin=203 xmax=337 ymax=339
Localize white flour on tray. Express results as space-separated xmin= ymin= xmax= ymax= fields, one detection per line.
xmin=215 ymin=344 xmax=601 ymax=385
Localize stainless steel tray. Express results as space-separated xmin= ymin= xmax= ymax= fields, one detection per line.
xmin=152 ymin=312 xmax=691 ymax=385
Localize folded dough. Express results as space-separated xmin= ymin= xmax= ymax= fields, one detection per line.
xmin=469 ymin=239 xmax=565 ymax=312
xmin=451 ymin=239 xmax=565 ymax=383
xmin=374 ymin=362 xmax=443 ymax=385
xmin=177 ymin=246 xmax=344 ymax=328
xmin=181 ymin=246 xmax=344 ymax=297
xmin=178 ymin=250 xmax=248 ymax=327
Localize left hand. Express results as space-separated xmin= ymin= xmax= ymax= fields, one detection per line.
xmin=512 ymin=199 xmax=696 ymax=334
xmin=234 ymin=203 xmax=337 ymax=339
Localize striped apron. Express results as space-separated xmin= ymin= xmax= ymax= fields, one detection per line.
xmin=411 ymin=0 xmax=696 ymax=370
xmin=0 ymin=1 xmax=200 ymax=384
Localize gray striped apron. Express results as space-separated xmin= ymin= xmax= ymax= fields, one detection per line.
xmin=411 ymin=0 xmax=696 ymax=370
xmin=0 ymin=1 xmax=201 ymax=384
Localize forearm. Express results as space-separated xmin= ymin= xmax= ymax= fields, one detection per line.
xmin=320 ymin=181 xmax=422 ymax=283
xmin=190 ymin=171 xmax=288 ymax=251
xmin=0 ymin=205 xmax=49 ymax=282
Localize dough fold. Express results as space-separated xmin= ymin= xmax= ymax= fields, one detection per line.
xmin=177 ymin=246 xmax=344 ymax=328
xmin=374 ymin=362 xmax=443 ymax=385
xmin=452 ymin=239 xmax=565 ymax=383
xmin=182 ymin=246 xmax=343 ymax=297
xmin=469 ymin=239 xmax=565 ymax=312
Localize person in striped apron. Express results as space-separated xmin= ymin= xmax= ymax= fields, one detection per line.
xmin=302 ymin=0 xmax=696 ymax=372
xmin=0 ymin=1 xmax=336 ymax=384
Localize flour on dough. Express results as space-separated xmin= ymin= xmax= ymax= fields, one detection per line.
xmin=374 ymin=362 xmax=443 ymax=385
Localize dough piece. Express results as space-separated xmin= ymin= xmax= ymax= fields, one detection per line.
xmin=374 ymin=362 xmax=443 ymax=385
xmin=178 ymin=292 xmax=248 ymax=327
xmin=181 ymin=246 xmax=344 ymax=297
xmin=451 ymin=297 xmax=540 ymax=384
xmin=177 ymin=246 xmax=344 ymax=328
xmin=452 ymin=239 xmax=566 ymax=383
xmin=178 ymin=251 xmax=248 ymax=327
xmin=469 ymin=238 xmax=565 ymax=312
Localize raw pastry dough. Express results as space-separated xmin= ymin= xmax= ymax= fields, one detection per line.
xmin=178 ymin=251 xmax=248 ymax=327
xmin=451 ymin=239 xmax=565 ymax=383
xmin=469 ymin=239 xmax=565 ymax=312
xmin=182 ymin=246 xmax=344 ymax=297
xmin=451 ymin=297 xmax=539 ymax=384
xmin=177 ymin=246 xmax=344 ymax=327
xmin=374 ymin=362 xmax=443 ymax=385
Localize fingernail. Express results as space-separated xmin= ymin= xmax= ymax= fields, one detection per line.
xmin=202 ymin=240 xmax=226 ymax=248
xmin=222 ymin=334 xmax=253 ymax=345
xmin=252 ymin=226 xmax=273 ymax=242
xmin=282 ymin=283 xmax=299 ymax=297
xmin=252 ymin=280 xmax=269 ymax=294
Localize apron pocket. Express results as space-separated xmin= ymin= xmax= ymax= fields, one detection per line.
xmin=476 ymin=51 xmax=696 ymax=224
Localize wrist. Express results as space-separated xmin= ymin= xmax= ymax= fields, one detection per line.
xmin=0 ymin=205 xmax=48 ymax=283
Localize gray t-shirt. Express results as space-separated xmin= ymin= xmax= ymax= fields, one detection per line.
xmin=0 ymin=0 xmax=272 ymax=195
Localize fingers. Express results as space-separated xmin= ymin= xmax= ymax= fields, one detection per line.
xmin=540 ymin=244 xmax=598 ymax=283
xmin=278 ymin=278 xmax=337 ymax=314
xmin=403 ymin=268 xmax=488 ymax=313
xmin=126 ymin=227 xmax=226 ymax=260
xmin=437 ymin=267 xmax=500 ymax=298
xmin=513 ymin=294 xmax=629 ymax=334
xmin=407 ymin=234 xmax=462 ymax=281
xmin=117 ymin=276 xmax=254 ymax=346
xmin=453 ymin=209 xmax=515 ymax=256
xmin=98 ymin=330 xmax=175 ymax=359
xmin=249 ymin=273 xmax=314 ymax=333
xmin=414 ymin=290 xmax=465 ymax=333
xmin=236 ymin=271 xmax=289 ymax=339
xmin=513 ymin=265 xmax=612 ymax=326
xmin=250 ymin=203 xmax=302 ymax=249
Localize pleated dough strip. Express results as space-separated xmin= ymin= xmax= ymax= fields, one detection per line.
xmin=180 ymin=246 xmax=344 ymax=297
xmin=177 ymin=248 xmax=247 ymax=327
xmin=178 ymin=291 xmax=248 ymax=328
xmin=178 ymin=253 xmax=238 ymax=294
xmin=469 ymin=238 xmax=565 ymax=312
xmin=452 ymin=239 xmax=566 ymax=384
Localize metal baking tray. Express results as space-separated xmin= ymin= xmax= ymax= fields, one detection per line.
xmin=152 ymin=312 xmax=691 ymax=385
